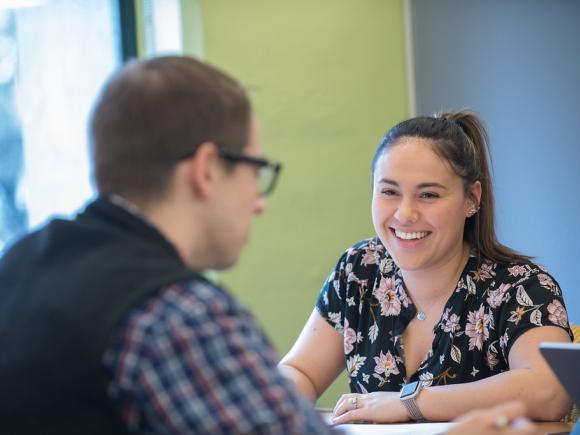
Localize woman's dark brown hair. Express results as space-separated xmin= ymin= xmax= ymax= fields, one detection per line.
xmin=372 ymin=110 xmax=530 ymax=264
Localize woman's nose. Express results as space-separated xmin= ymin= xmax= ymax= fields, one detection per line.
xmin=394 ymin=200 xmax=419 ymax=224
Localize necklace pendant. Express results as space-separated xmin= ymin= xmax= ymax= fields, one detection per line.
xmin=416 ymin=311 xmax=426 ymax=321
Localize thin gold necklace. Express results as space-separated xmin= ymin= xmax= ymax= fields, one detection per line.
xmin=412 ymin=250 xmax=468 ymax=321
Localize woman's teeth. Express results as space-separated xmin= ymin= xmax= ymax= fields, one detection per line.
xmin=394 ymin=230 xmax=428 ymax=240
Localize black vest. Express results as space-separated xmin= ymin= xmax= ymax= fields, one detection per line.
xmin=0 ymin=197 xmax=202 ymax=434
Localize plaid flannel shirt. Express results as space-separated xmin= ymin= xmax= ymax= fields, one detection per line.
xmin=103 ymin=280 xmax=331 ymax=434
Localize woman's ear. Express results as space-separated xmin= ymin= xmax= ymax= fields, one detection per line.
xmin=466 ymin=180 xmax=482 ymax=216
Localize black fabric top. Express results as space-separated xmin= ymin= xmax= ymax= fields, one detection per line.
xmin=0 ymin=197 xmax=202 ymax=434
xmin=316 ymin=237 xmax=573 ymax=394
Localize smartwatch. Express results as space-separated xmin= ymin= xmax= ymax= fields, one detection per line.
xmin=399 ymin=381 xmax=426 ymax=421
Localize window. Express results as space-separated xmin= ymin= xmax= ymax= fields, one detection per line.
xmin=0 ymin=0 xmax=125 ymax=251
xmin=142 ymin=0 xmax=183 ymax=56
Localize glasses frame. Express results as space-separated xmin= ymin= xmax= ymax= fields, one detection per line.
xmin=217 ymin=147 xmax=282 ymax=196
xmin=178 ymin=144 xmax=282 ymax=196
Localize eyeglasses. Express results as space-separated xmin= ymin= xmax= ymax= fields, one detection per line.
xmin=217 ymin=147 xmax=282 ymax=196
xmin=179 ymin=145 xmax=282 ymax=196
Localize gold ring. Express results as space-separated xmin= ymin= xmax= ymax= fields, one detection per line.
xmin=350 ymin=396 xmax=358 ymax=409
xmin=494 ymin=414 xmax=509 ymax=428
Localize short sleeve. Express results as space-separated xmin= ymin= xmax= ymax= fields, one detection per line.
xmin=497 ymin=269 xmax=573 ymax=360
xmin=315 ymin=248 xmax=350 ymax=335
xmin=315 ymin=238 xmax=383 ymax=335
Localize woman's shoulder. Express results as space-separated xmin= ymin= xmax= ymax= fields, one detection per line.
xmin=478 ymin=257 xmax=560 ymax=288
xmin=334 ymin=237 xmax=395 ymax=276
xmin=468 ymin=257 xmax=572 ymax=344
xmin=322 ymin=237 xmax=396 ymax=297
xmin=335 ymin=237 xmax=394 ymax=271
xmin=467 ymin=256 xmax=564 ymax=311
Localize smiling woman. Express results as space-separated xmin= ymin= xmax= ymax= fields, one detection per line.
xmin=371 ymin=137 xmax=479 ymax=279
xmin=278 ymin=110 xmax=574 ymax=424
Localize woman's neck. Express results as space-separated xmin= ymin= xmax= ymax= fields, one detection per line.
xmin=400 ymin=242 xmax=470 ymax=308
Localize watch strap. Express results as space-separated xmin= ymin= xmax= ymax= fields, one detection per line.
xmin=402 ymin=395 xmax=426 ymax=421
xmin=400 ymin=381 xmax=426 ymax=421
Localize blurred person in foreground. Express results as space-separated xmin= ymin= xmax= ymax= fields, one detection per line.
xmin=0 ymin=56 xmax=333 ymax=434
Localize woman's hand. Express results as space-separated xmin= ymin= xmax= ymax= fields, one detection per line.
xmin=446 ymin=402 xmax=539 ymax=435
xmin=332 ymin=391 xmax=410 ymax=424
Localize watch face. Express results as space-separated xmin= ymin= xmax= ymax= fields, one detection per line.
xmin=400 ymin=381 xmax=419 ymax=398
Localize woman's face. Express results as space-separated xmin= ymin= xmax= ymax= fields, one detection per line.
xmin=371 ymin=137 xmax=481 ymax=274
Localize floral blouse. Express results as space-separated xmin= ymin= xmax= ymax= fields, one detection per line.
xmin=316 ymin=237 xmax=573 ymax=393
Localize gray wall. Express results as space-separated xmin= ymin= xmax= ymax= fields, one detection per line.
xmin=411 ymin=0 xmax=580 ymax=323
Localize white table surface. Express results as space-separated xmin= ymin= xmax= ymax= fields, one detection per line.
xmin=321 ymin=413 xmax=454 ymax=434
xmin=334 ymin=421 xmax=454 ymax=435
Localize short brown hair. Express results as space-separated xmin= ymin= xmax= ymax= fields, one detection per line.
xmin=373 ymin=110 xmax=530 ymax=264
xmin=90 ymin=56 xmax=251 ymax=202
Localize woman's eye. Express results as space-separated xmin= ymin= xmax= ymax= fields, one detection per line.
xmin=420 ymin=192 xmax=440 ymax=199
xmin=381 ymin=189 xmax=398 ymax=197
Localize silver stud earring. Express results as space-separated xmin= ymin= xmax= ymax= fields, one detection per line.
xmin=468 ymin=207 xmax=478 ymax=217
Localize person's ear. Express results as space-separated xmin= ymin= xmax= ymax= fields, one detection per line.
xmin=466 ymin=180 xmax=482 ymax=217
xmin=182 ymin=142 xmax=221 ymax=200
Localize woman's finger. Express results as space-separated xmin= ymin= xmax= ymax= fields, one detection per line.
xmin=333 ymin=394 xmax=360 ymax=417
xmin=332 ymin=394 xmax=347 ymax=416
xmin=332 ymin=408 xmax=365 ymax=425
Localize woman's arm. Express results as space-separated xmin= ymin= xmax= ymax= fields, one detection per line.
xmin=278 ymin=309 xmax=345 ymax=401
xmin=420 ymin=325 xmax=572 ymax=421
xmin=333 ymin=325 xmax=572 ymax=423
xmin=446 ymin=401 xmax=538 ymax=435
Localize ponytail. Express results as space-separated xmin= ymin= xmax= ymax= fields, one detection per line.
xmin=373 ymin=109 xmax=530 ymax=264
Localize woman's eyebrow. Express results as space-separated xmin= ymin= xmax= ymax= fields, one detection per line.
xmin=417 ymin=182 xmax=448 ymax=190
xmin=377 ymin=178 xmax=447 ymax=190
xmin=377 ymin=178 xmax=398 ymax=186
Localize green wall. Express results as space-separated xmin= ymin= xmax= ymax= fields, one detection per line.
xmin=181 ymin=0 xmax=409 ymax=408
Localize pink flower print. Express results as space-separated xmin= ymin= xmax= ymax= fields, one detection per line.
xmin=381 ymin=290 xmax=401 ymax=316
xmin=508 ymin=306 xmax=525 ymax=325
xmin=343 ymin=319 xmax=357 ymax=354
xmin=547 ymin=299 xmax=568 ymax=328
xmin=372 ymin=278 xmax=387 ymax=301
xmin=372 ymin=277 xmax=401 ymax=317
xmin=442 ymin=313 xmax=461 ymax=334
xmin=481 ymin=263 xmax=495 ymax=277
xmin=538 ymin=274 xmax=555 ymax=288
xmin=398 ymin=286 xmax=411 ymax=309
xmin=361 ymin=250 xmax=378 ymax=266
xmin=367 ymin=239 xmax=384 ymax=253
xmin=465 ymin=305 xmax=491 ymax=351
xmin=472 ymin=263 xmax=495 ymax=282
xmin=373 ymin=350 xmax=400 ymax=377
xmin=486 ymin=283 xmax=511 ymax=309
xmin=486 ymin=349 xmax=499 ymax=370
xmin=508 ymin=265 xmax=527 ymax=277
xmin=486 ymin=290 xmax=503 ymax=309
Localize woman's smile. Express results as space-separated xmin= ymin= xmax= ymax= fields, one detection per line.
xmin=389 ymin=227 xmax=431 ymax=248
